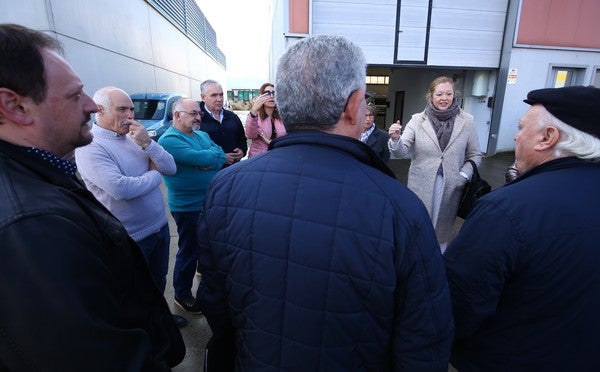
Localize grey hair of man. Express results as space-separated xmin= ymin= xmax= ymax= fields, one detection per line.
xmin=171 ymin=97 xmax=187 ymax=115
xmin=275 ymin=35 xmax=366 ymax=131
xmin=200 ymin=79 xmax=221 ymax=95
xmin=92 ymin=86 xmax=128 ymax=121
xmin=538 ymin=107 xmax=600 ymax=161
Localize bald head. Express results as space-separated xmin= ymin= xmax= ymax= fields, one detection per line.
xmin=93 ymin=86 xmax=134 ymax=135
xmin=172 ymin=98 xmax=201 ymax=134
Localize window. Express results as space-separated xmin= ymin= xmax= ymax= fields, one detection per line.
xmin=548 ymin=66 xmax=585 ymax=88
xmin=592 ymin=68 xmax=600 ymax=88
xmin=366 ymin=76 xmax=389 ymax=85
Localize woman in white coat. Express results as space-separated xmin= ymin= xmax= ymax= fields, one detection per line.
xmin=388 ymin=76 xmax=481 ymax=252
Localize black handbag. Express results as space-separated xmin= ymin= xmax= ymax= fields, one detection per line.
xmin=457 ymin=160 xmax=492 ymax=219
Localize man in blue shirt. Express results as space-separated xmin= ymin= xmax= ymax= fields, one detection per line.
xmin=159 ymin=98 xmax=225 ymax=314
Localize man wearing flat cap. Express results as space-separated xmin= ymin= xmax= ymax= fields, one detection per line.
xmin=444 ymin=86 xmax=600 ymax=371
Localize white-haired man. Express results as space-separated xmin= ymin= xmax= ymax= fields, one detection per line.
xmin=445 ymin=86 xmax=600 ymax=371
xmin=75 ymin=86 xmax=187 ymax=328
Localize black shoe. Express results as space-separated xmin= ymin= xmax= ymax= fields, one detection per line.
xmin=174 ymin=297 xmax=202 ymax=315
xmin=172 ymin=314 xmax=188 ymax=328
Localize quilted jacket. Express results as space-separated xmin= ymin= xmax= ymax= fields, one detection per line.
xmin=445 ymin=157 xmax=600 ymax=371
xmin=197 ymin=130 xmax=454 ymax=371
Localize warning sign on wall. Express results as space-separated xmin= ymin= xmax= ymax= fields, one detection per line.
xmin=507 ymin=69 xmax=518 ymax=85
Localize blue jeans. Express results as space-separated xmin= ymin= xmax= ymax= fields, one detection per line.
xmin=136 ymin=223 xmax=170 ymax=293
xmin=171 ymin=211 xmax=200 ymax=300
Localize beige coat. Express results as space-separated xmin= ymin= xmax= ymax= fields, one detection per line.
xmin=389 ymin=109 xmax=481 ymax=244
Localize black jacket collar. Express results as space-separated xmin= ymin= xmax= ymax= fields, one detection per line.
xmin=270 ymin=130 xmax=396 ymax=179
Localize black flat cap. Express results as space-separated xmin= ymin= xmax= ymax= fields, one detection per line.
xmin=524 ymin=86 xmax=600 ymax=138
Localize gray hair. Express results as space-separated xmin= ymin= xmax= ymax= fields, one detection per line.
xmin=539 ymin=107 xmax=600 ymax=161
xmin=200 ymin=79 xmax=221 ymax=95
xmin=171 ymin=97 xmax=197 ymax=115
xmin=275 ymin=35 xmax=366 ymax=130
xmin=93 ymin=86 xmax=119 ymax=108
xmin=171 ymin=97 xmax=186 ymax=115
xmin=366 ymin=103 xmax=377 ymax=116
xmin=92 ymin=86 xmax=128 ymax=121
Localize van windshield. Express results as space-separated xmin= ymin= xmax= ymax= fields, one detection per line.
xmin=133 ymin=99 xmax=166 ymax=120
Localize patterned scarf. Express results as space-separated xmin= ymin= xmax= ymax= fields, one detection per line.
xmin=425 ymin=100 xmax=460 ymax=151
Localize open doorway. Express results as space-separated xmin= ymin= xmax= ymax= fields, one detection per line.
xmin=393 ymin=91 xmax=405 ymax=128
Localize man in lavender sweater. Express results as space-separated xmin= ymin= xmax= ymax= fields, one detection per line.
xmin=75 ymin=86 xmax=187 ymax=328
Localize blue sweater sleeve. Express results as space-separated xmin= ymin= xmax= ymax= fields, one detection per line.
xmin=159 ymin=130 xmax=226 ymax=170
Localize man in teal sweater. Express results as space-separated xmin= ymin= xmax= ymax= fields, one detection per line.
xmin=159 ymin=98 xmax=226 ymax=313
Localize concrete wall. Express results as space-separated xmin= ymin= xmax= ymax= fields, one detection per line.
xmin=0 ymin=0 xmax=226 ymax=99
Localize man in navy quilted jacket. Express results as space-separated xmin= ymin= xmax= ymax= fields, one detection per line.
xmin=445 ymin=86 xmax=600 ymax=371
xmin=197 ymin=35 xmax=454 ymax=371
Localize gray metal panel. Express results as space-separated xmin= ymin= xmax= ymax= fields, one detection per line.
xmin=426 ymin=1 xmax=508 ymax=68
xmin=427 ymin=30 xmax=504 ymax=67
xmin=396 ymin=0 xmax=430 ymax=63
xmin=186 ymin=3 xmax=207 ymax=51
xmin=312 ymin=0 xmax=398 ymax=64
xmin=152 ymin=0 xmax=186 ymax=31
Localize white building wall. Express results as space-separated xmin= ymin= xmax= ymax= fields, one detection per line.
xmin=425 ymin=0 xmax=508 ymax=67
xmin=495 ymin=47 xmax=600 ymax=152
xmin=312 ymin=0 xmax=397 ymax=64
xmin=270 ymin=0 xmax=289 ymax=80
xmin=0 ymin=0 xmax=226 ymax=99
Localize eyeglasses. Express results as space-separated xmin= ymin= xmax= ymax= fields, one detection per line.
xmin=365 ymin=113 xmax=374 ymax=117
xmin=264 ymin=91 xmax=275 ymax=97
xmin=177 ymin=110 xmax=201 ymax=117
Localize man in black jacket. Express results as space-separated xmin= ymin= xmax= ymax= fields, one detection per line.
xmin=445 ymin=86 xmax=600 ymax=371
xmin=0 ymin=24 xmax=184 ymax=370
xmin=199 ymin=79 xmax=247 ymax=167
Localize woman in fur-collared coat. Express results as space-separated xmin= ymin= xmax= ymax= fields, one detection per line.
xmin=388 ymin=76 xmax=481 ymax=251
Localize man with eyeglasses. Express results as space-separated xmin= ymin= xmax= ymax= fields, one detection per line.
xmin=199 ymin=79 xmax=247 ymax=167
xmin=158 ymin=98 xmax=225 ymax=315
xmin=75 ymin=86 xmax=188 ymax=328
xmin=361 ymin=103 xmax=390 ymax=162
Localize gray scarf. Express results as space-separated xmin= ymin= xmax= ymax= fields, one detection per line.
xmin=425 ymin=100 xmax=460 ymax=151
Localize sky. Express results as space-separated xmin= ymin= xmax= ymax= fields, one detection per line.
xmin=195 ymin=0 xmax=272 ymax=90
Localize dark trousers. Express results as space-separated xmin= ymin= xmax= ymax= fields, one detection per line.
xmin=135 ymin=223 xmax=170 ymax=293
xmin=171 ymin=211 xmax=200 ymax=300
xmin=204 ymin=333 xmax=234 ymax=372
